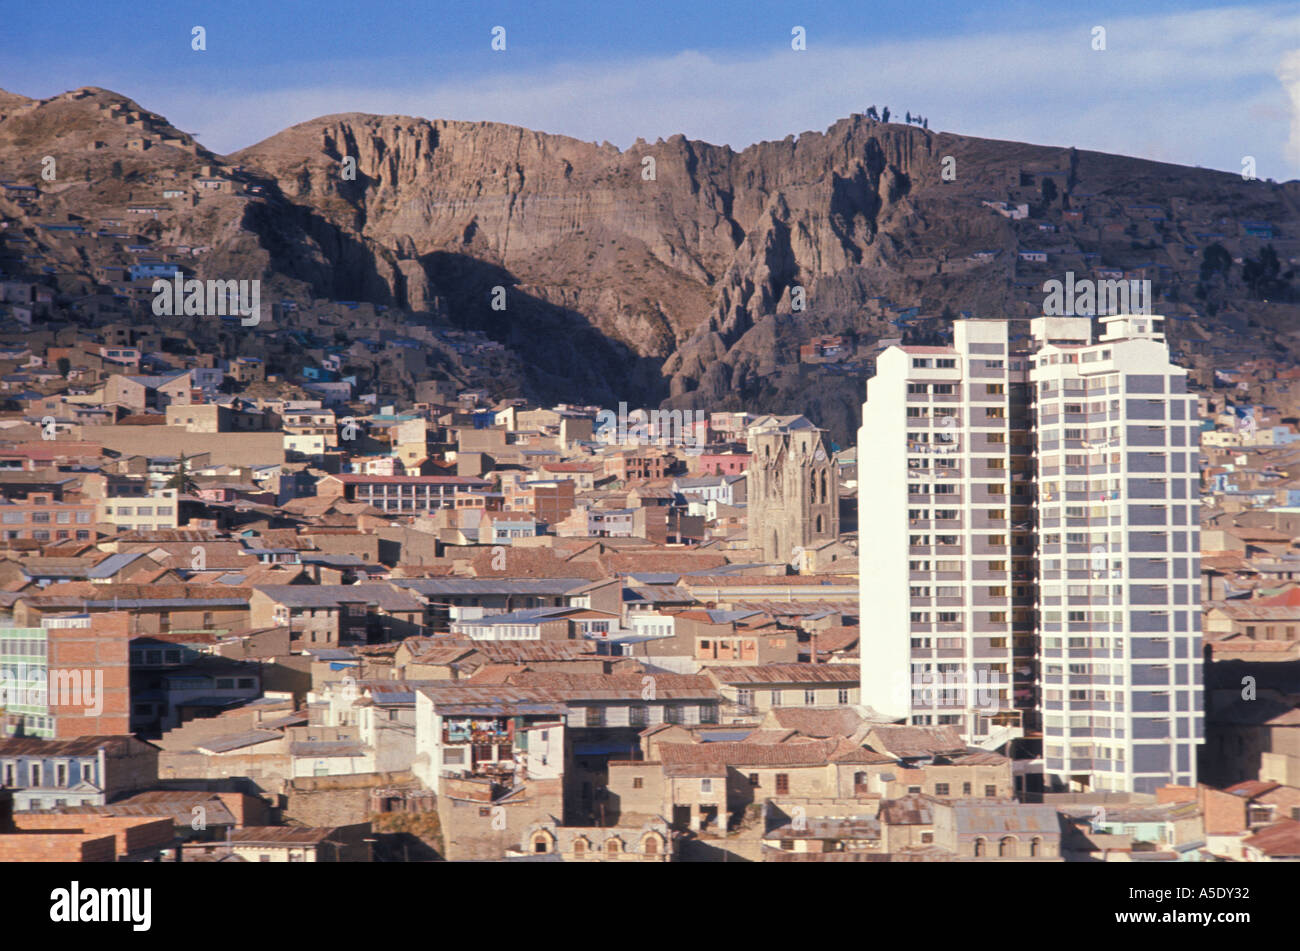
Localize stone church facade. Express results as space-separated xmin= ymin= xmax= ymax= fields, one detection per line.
xmin=746 ymin=416 xmax=839 ymax=563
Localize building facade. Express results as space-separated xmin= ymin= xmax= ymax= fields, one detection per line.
xmin=746 ymin=416 xmax=840 ymax=562
xmin=858 ymin=316 xmax=1202 ymax=795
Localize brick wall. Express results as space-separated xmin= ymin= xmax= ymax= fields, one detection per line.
xmin=7 ymin=815 xmax=171 ymax=857
xmin=438 ymin=779 xmax=563 ymax=861
xmin=606 ymin=761 xmax=667 ymax=821
xmin=0 ymin=832 xmax=116 ymax=862
xmin=49 ymin=613 xmax=130 ymax=737
xmin=283 ymin=771 xmax=421 ymax=827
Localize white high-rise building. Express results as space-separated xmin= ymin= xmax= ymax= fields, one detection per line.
xmin=858 ymin=316 xmax=1202 ymax=795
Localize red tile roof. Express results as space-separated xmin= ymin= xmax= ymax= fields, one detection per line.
xmin=1244 ymin=819 xmax=1300 ymax=857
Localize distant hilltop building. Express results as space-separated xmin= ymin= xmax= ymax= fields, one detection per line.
xmin=858 ymin=315 xmax=1201 ymax=796
xmin=745 ymin=415 xmax=839 ymax=563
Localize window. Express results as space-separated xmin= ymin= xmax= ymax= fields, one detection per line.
xmin=934 ymin=783 xmax=950 ymax=796
xmin=700 ymin=779 xmax=712 ymax=793
xmin=585 ymin=707 xmax=605 ymax=727
xmin=907 ymin=785 xmax=922 ymax=795
xmin=749 ymin=773 xmax=760 ymax=787
xmin=985 ymin=785 xmax=997 ymax=797
xmin=770 ymin=690 xmax=782 ymax=706
xmin=921 ymin=832 xmax=935 ymax=844
xmin=632 ymin=777 xmax=643 ymax=789
xmin=804 ymin=690 xmax=816 ymax=705
xmin=838 ymin=688 xmax=849 ymax=703
xmin=775 ymin=774 xmax=790 ymax=795
xmin=963 ymin=782 xmax=971 ymax=796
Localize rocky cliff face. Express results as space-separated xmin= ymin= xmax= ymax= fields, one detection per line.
xmin=231 ymin=112 xmax=972 ymax=413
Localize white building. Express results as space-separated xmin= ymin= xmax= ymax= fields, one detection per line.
xmin=858 ymin=316 xmax=1202 ymax=795
xmin=1030 ymin=314 xmax=1202 ymax=795
xmin=99 ymin=486 xmax=179 ymax=533
xmin=859 ymin=320 xmax=1026 ymax=750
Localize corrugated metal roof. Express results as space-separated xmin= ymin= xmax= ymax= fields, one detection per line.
xmin=953 ymin=801 xmax=1061 ymax=835
xmin=393 ymin=578 xmax=591 ymax=596
xmin=195 ymin=730 xmax=283 ymax=753
xmin=253 ymin=584 xmax=422 ymax=610
xmin=706 ymin=664 xmax=859 ymax=685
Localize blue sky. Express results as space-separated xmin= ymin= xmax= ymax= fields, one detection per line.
xmin=2 ymin=1 xmax=1298 ymax=179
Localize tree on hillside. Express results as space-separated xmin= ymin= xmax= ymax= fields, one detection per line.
xmin=168 ymin=453 xmax=198 ymax=495
xmin=1242 ymin=245 xmax=1295 ymax=301
xmin=1199 ymin=243 xmax=1232 ymax=283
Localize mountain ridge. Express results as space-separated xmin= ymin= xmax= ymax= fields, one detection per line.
xmin=2 ymin=85 xmax=1297 ymax=443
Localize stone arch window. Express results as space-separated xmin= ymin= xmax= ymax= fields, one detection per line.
xmin=810 ymin=469 xmax=817 ymax=497
xmin=998 ymin=835 xmax=1017 ymax=857
xmin=572 ymin=837 xmax=589 ymax=856
xmin=974 ymin=837 xmax=986 ymax=857
xmin=820 ymin=470 xmax=828 ymax=503
xmin=816 ymin=514 xmax=824 ymax=534
xmin=641 ymin=833 xmax=661 ymax=855
xmin=531 ymin=831 xmax=553 ymax=854
xmin=605 ymin=837 xmax=623 ymax=855
xmin=1030 ymin=837 xmax=1042 ymax=857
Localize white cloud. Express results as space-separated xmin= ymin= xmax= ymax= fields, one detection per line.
xmin=139 ymin=4 xmax=1300 ymax=180
xmin=1279 ymin=48 xmax=1300 ymax=168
